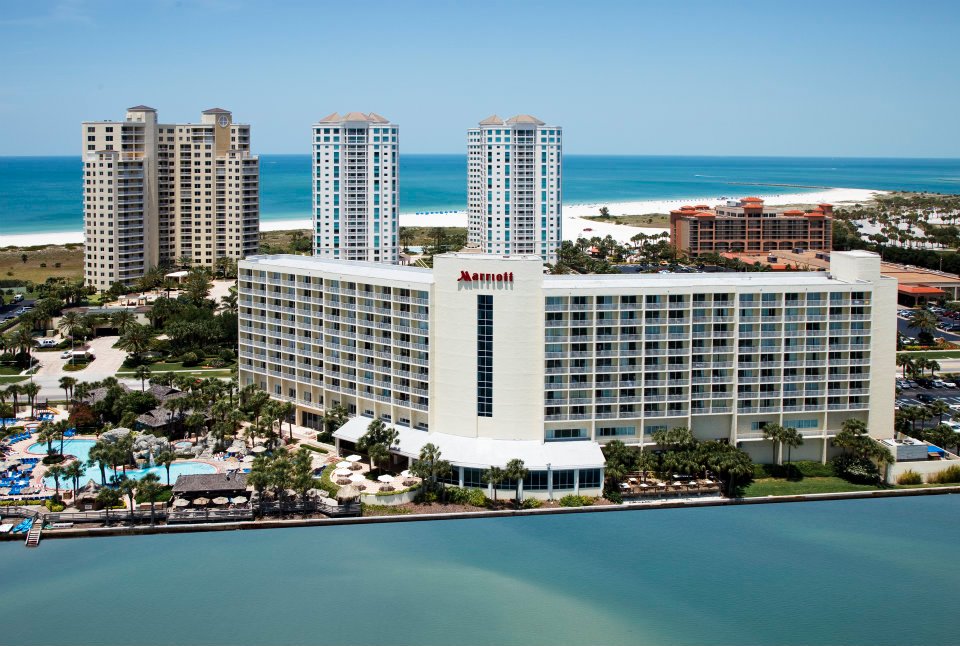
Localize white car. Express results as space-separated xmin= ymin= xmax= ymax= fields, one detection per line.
xmin=60 ymin=350 xmax=72 ymax=359
xmin=949 ymin=404 xmax=960 ymax=412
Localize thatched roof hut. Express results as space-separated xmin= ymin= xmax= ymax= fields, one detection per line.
xmin=335 ymin=485 xmax=361 ymax=502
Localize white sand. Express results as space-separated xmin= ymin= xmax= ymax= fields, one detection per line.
xmin=0 ymin=187 xmax=883 ymax=248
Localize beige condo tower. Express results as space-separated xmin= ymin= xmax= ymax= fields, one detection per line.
xmin=82 ymin=106 xmax=259 ymax=290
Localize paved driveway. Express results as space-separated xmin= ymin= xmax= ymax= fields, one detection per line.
xmin=31 ymin=335 xmax=126 ymax=393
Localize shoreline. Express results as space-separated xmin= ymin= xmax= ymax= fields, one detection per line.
xmin=0 ymin=187 xmax=882 ymax=248
xmin=4 ymin=483 xmax=957 ymax=544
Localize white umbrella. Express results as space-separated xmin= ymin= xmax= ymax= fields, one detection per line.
xmin=173 ymin=498 xmax=189 ymax=507
xmin=400 ymin=470 xmax=411 ymax=478
xmin=345 ymin=454 xmax=362 ymax=462
xmin=232 ymin=496 xmax=248 ymax=504
xmin=334 ymin=468 xmax=352 ymax=477
xmin=349 ymin=473 xmax=366 ymax=483
xmin=377 ymin=474 xmax=394 ymax=483
xmin=242 ymin=455 xmax=255 ymax=463
xmin=194 ymin=497 xmax=210 ymax=506
xmin=212 ymin=497 xmax=229 ymax=505
xmin=336 ymin=461 xmax=352 ymax=469
xmin=251 ymin=445 xmax=267 ymax=454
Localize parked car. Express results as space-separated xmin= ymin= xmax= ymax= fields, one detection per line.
xmin=917 ymin=393 xmax=938 ymax=403
xmin=916 ymin=378 xmax=934 ymax=389
xmin=949 ymin=403 xmax=960 ymax=412
xmin=35 ymin=338 xmax=57 ymax=348
xmin=12 ymin=294 xmax=23 ymax=303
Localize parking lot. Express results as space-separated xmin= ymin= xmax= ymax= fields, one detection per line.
xmin=897 ymin=307 xmax=960 ymax=342
xmin=896 ymin=377 xmax=960 ymax=429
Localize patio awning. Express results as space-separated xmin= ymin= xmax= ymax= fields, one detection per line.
xmin=334 ymin=417 xmax=605 ymax=470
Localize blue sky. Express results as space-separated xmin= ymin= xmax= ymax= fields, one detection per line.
xmin=2 ymin=0 xmax=958 ymax=157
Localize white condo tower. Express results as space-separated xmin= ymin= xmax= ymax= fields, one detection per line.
xmin=312 ymin=112 xmax=399 ymax=263
xmin=467 ymin=115 xmax=562 ymax=263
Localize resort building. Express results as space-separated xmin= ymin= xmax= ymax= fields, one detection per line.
xmin=670 ymin=197 xmax=833 ymax=257
xmin=237 ymin=250 xmax=895 ymax=498
xmin=467 ymin=115 xmax=562 ymax=264
xmin=312 ymin=112 xmax=399 ymax=263
xmin=82 ymin=106 xmax=259 ymax=290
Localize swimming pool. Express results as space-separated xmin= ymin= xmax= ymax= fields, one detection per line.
xmin=26 ymin=440 xmax=216 ymax=488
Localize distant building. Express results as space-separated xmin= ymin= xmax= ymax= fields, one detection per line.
xmin=467 ymin=115 xmax=562 ymax=263
xmin=82 ymin=106 xmax=259 ymax=290
xmin=670 ymin=197 xmax=833 ymax=256
xmin=312 ymin=112 xmax=398 ymax=263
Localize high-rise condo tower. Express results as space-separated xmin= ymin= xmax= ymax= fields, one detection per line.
xmin=82 ymin=106 xmax=259 ymax=290
xmin=467 ymin=115 xmax=562 ymax=263
xmin=312 ymin=112 xmax=399 ymax=263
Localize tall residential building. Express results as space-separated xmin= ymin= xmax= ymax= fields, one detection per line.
xmin=670 ymin=197 xmax=833 ymax=256
xmin=238 ymin=250 xmax=895 ymax=497
xmin=82 ymin=106 xmax=259 ymax=290
xmin=312 ymin=112 xmax=398 ymax=263
xmin=467 ymin=115 xmax=562 ymax=263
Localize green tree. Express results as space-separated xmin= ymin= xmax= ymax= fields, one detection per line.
xmin=247 ymin=455 xmax=272 ymax=516
xmin=116 ymin=323 xmax=153 ymax=363
xmin=46 ymin=464 xmax=65 ymax=498
xmin=155 ymin=449 xmax=176 ymax=486
xmin=87 ymin=440 xmax=109 ymax=486
xmin=410 ymin=443 xmax=452 ymax=498
xmin=134 ymin=365 xmax=152 ymax=392
xmin=504 ymin=458 xmax=529 ymax=507
xmin=63 ymin=459 xmax=86 ymax=501
xmin=119 ymin=478 xmax=138 ymax=522
xmin=269 ymin=449 xmax=293 ymax=518
xmin=482 ymin=465 xmax=505 ymax=502
xmin=761 ymin=423 xmax=788 ymax=465
xmin=782 ymin=426 xmax=804 ymax=465
xmin=96 ymin=487 xmax=122 ymax=525
xmin=21 ymin=381 xmax=40 ymax=418
xmin=928 ymin=398 xmax=951 ymax=424
xmin=137 ymin=473 xmax=164 ymax=526
xmin=58 ymin=376 xmax=77 ymax=411
xmin=908 ymin=309 xmax=939 ymax=342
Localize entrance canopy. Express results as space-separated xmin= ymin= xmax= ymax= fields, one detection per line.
xmin=334 ymin=417 xmax=605 ymax=471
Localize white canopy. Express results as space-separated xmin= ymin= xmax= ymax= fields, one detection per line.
xmin=334 ymin=417 xmax=605 ymax=471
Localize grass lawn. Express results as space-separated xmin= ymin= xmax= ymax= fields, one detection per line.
xmin=0 ymin=244 xmax=83 ymax=283
xmin=0 ymin=376 xmax=27 ymax=384
xmin=0 ymin=365 xmax=24 ymax=375
xmin=743 ymin=477 xmax=883 ymax=497
xmin=581 ymin=213 xmax=670 ymax=227
xmin=399 ymin=226 xmax=468 ymax=246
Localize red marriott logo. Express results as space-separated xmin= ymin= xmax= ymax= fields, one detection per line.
xmin=458 ymin=270 xmax=514 ymax=283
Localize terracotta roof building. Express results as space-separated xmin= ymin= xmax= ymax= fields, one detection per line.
xmin=670 ymin=197 xmax=833 ymax=256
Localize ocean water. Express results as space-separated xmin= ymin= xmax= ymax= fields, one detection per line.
xmin=2 ymin=155 xmax=960 ymax=236
xmin=0 ymin=496 xmax=958 ymax=645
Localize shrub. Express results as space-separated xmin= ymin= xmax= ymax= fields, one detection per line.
xmin=218 ymin=348 xmax=236 ymax=362
xmin=206 ymin=358 xmax=226 ymax=368
xmin=603 ymin=486 xmax=623 ymax=504
xmin=559 ymin=494 xmax=595 ymax=507
xmin=931 ymin=465 xmax=960 ymax=484
xmin=831 ymin=455 xmax=880 ymax=484
xmin=897 ymin=470 xmax=924 ymax=485
xmin=179 ymin=352 xmax=199 ymax=367
xmin=444 ymin=486 xmax=487 ymax=507
xmin=42 ymin=454 xmax=65 ymax=465
xmin=44 ymin=500 xmax=65 ymax=512
xmin=520 ymin=498 xmax=542 ymax=509
xmin=301 ymin=444 xmax=327 ymax=454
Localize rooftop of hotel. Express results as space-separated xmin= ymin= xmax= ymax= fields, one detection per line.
xmin=316 ymin=112 xmax=392 ymax=124
xmin=477 ymin=114 xmax=552 ymax=127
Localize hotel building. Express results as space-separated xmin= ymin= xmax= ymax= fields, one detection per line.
xmin=467 ymin=115 xmax=562 ymax=263
xmin=238 ymin=250 xmax=895 ymax=498
xmin=82 ymin=106 xmax=259 ymax=290
xmin=670 ymin=197 xmax=833 ymax=257
xmin=312 ymin=113 xmax=399 ymax=263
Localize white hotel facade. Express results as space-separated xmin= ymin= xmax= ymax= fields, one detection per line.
xmin=312 ymin=112 xmax=399 ymax=263
xmin=238 ymin=250 xmax=895 ymax=498
xmin=467 ymin=115 xmax=562 ymax=263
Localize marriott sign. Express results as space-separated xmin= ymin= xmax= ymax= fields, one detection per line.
xmin=457 ymin=270 xmax=515 ymax=283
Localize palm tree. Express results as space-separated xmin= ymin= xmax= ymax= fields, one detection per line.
xmin=21 ymin=381 xmax=40 ymax=418
xmin=927 ymin=359 xmax=941 ymax=377
xmin=96 ymin=487 xmax=122 ymax=526
xmin=247 ymin=455 xmax=272 ymax=516
xmin=482 ymin=466 xmax=505 ymax=501
xmin=116 ymin=323 xmax=153 ymax=363
xmin=134 ymin=365 xmax=152 ymax=392
xmin=782 ymin=427 xmax=804 ymax=466
xmin=410 ymin=443 xmax=452 ymax=498
xmin=928 ymin=398 xmax=951 ymax=424
xmin=636 ymin=450 xmax=657 ymax=483
xmin=761 ymin=423 xmax=788 ymax=465
xmin=46 ymin=464 xmax=65 ymax=499
xmin=367 ymin=443 xmax=390 ymax=473
xmin=6 ymin=383 xmax=21 ymax=418
xmin=504 ymin=458 xmax=529 ymax=507
xmin=155 ymin=449 xmax=176 ymax=486
xmin=269 ymin=449 xmax=293 ymax=518
xmin=63 ymin=459 xmax=86 ymax=501
xmin=896 ymin=354 xmax=915 ymax=378
xmin=0 ymin=387 xmax=8 ymax=430
xmin=908 ymin=309 xmax=939 ymax=340
xmin=87 ymin=440 xmax=109 ymax=486
xmin=58 ymin=376 xmax=77 ymax=411
xmin=137 ymin=473 xmax=163 ymax=526
xmin=109 ymin=310 xmax=137 ymax=335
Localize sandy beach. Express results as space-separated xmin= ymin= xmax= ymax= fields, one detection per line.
xmin=0 ymin=187 xmax=882 ymax=248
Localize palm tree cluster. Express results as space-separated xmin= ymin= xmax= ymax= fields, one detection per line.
xmin=356 ymin=418 xmax=398 ymax=472
xmin=831 ymin=419 xmax=895 ymax=483
xmin=603 ymin=428 xmax=754 ymax=496
xmin=246 ymin=447 xmax=315 ymax=517
xmin=0 ymin=381 xmax=44 ymax=421
xmin=760 ymin=423 xmax=805 ymax=466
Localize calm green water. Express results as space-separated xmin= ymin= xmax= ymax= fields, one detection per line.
xmin=0 ymin=497 xmax=958 ymax=645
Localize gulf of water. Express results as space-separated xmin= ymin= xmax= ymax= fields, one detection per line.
xmin=2 ymin=155 xmax=960 ymax=236
xmin=0 ymin=496 xmax=958 ymax=645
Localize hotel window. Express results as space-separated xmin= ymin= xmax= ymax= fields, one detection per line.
xmin=578 ymin=469 xmax=601 ymax=489
xmin=477 ymin=295 xmax=493 ymax=417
